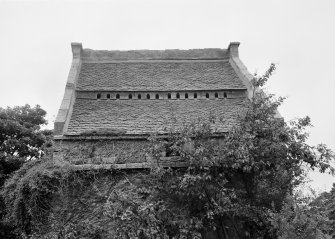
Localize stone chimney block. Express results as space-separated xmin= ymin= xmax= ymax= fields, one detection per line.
xmin=228 ymin=42 xmax=240 ymax=58
xmin=71 ymin=42 xmax=83 ymax=59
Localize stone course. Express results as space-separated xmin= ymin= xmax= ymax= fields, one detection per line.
xmin=54 ymin=139 xmax=150 ymax=164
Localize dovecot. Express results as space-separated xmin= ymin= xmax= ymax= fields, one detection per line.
xmin=53 ymin=42 xmax=255 ymax=168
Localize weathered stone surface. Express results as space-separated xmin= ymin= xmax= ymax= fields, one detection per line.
xmin=66 ymin=98 xmax=248 ymax=135
xmin=54 ymin=139 xmax=151 ymax=164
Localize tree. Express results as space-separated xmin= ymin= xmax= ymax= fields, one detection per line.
xmin=0 ymin=104 xmax=52 ymax=157
xmin=105 ymin=64 xmax=335 ymax=238
xmin=0 ymin=104 xmax=52 ymax=238
xmin=326 ymin=184 xmax=335 ymax=237
xmin=272 ymin=190 xmax=332 ymax=239
xmin=302 ymin=183 xmax=335 ymax=238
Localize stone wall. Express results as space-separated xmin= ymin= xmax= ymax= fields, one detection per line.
xmin=53 ymin=139 xmax=150 ymax=165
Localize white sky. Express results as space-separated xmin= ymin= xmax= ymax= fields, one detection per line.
xmin=0 ymin=0 xmax=334 ymax=191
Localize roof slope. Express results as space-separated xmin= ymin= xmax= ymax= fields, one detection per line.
xmin=66 ymin=98 xmax=247 ymax=135
xmin=54 ymin=43 xmax=253 ymax=137
xmin=76 ymin=61 xmax=245 ymax=91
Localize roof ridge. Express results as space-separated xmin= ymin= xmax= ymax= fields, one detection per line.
xmin=82 ymin=48 xmax=229 ymax=61
xmin=82 ymin=59 xmax=230 ymax=63
xmin=83 ymin=47 xmax=226 ymax=52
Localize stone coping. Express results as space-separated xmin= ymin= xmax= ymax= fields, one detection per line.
xmin=70 ymin=161 xmax=189 ymax=170
xmin=54 ymin=132 xmax=227 ymax=141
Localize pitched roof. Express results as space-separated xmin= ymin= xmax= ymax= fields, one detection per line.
xmin=76 ymin=61 xmax=245 ymax=91
xmin=65 ymin=98 xmax=247 ymax=136
xmin=54 ymin=43 xmax=253 ymax=137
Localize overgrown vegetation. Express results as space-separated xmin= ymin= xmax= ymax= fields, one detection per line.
xmin=0 ymin=104 xmax=52 ymax=237
xmin=272 ymin=190 xmax=333 ymax=239
xmin=1 ymin=65 xmax=334 ymax=238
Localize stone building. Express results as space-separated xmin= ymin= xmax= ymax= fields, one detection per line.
xmin=53 ymin=42 xmax=254 ymax=168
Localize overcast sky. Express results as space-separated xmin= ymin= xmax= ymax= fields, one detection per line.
xmin=0 ymin=0 xmax=334 ymax=191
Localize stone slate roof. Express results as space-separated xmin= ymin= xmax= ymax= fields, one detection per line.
xmin=54 ymin=45 xmax=252 ymax=137
xmin=76 ymin=61 xmax=245 ymax=91
xmin=66 ymin=98 xmax=247 ymax=135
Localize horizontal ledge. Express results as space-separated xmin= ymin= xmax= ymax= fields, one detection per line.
xmin=71 ymin=161 xmax=189 ymax=170
xmin=76 ymin=89 xmax=247 ymax=93
xmin=54 ymin=135 xmax=150 ymax=140
xmin=54 ymin=132 xmax=227 ymax=141
xmin=76 ymin=97 xmax=244 ymax=101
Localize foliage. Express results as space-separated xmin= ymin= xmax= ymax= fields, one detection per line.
xmin=0 ymin=104 xmax=52 ymax=159
xmin=0 ymin=156 xmax=26 ymax=187
xmin=0 ymin=104 xmax=52 ymax=185
xmin=125 ymin=63 xmax=333 ymax=238
xmin=272 ymin=190 xmax=332 ymax=239
xmin=104 ymin=170 xmax=205 ymax=239
xmin=106 ymin=63 xmax=335 ymax=238
xmin=308 ymin=183 xmax=335 ymax=238
xmin=0 ymin=159 xmax=116 ymax=238
xmin=325 ymin=184 xmax=335 ymax=237
xmin=0 ymin=104 xmax=53 ymax=238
